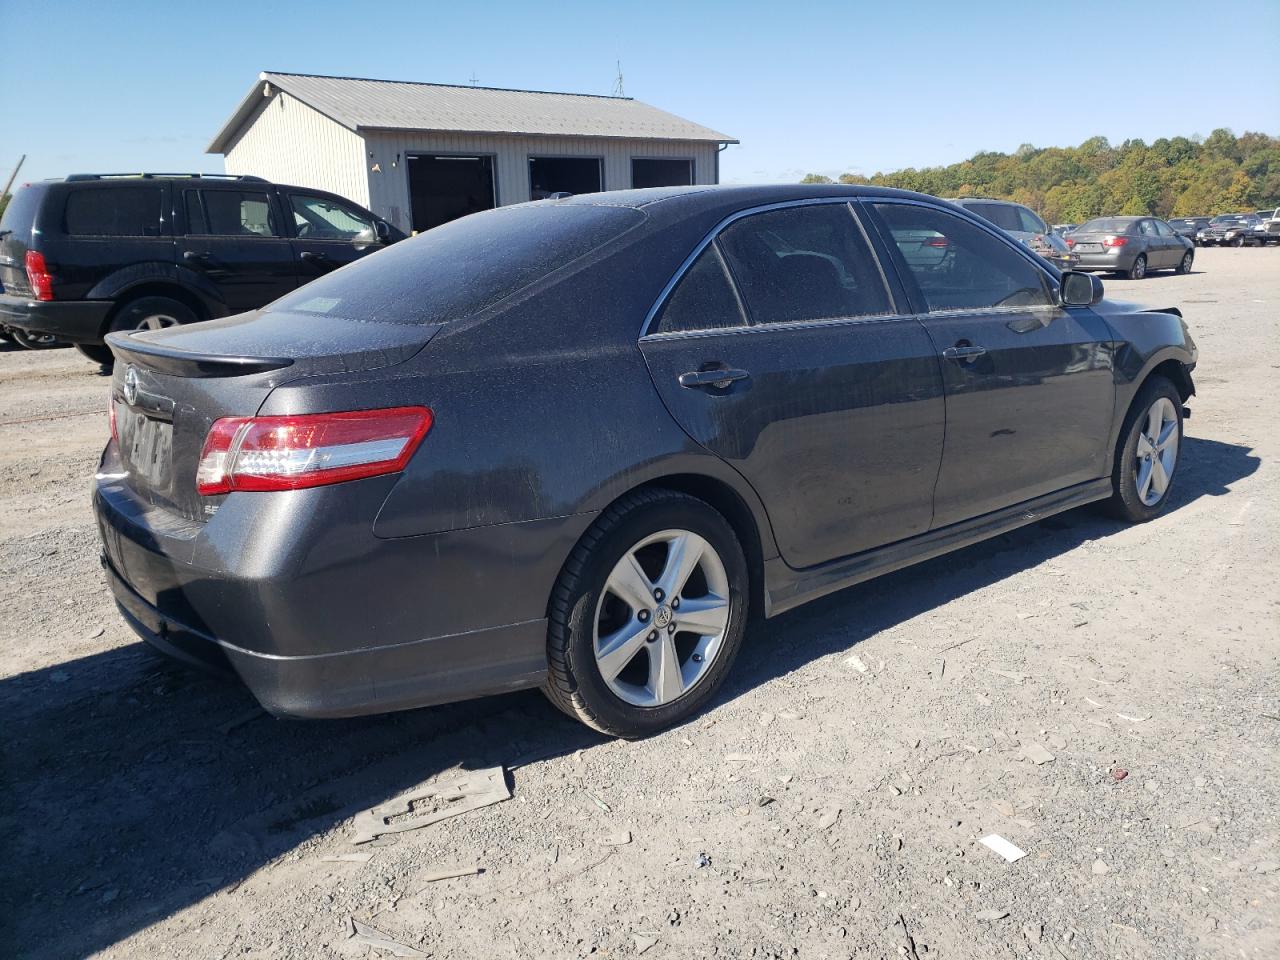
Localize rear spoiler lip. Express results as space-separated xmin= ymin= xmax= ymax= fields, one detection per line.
xmin=106 ymin=332 xmax=294 ymax=378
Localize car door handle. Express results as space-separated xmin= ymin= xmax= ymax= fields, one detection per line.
xmin=942 ymin=344 xmax=988 ymax=362
xmin=299 ymin=251 xmax=329 ymax=263
xmin=182 ymin=251 xmax=211 ymax=263
xmin=678 ymin=368 xmax=750 ymax=389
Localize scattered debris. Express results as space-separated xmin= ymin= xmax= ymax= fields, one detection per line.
xmin=600 ymin=830 xmax=632 ymax=846
xmin=415 ymin=865 xmax=482 ymax=885
xmin=1116 ymin=713 xmax=1149 ymax=723
xmin=320 ymin=853 xmax=374 ymax=864
xmin=548 ymin=845 xmax=559 ymax=864
xmin=217 ymin=707 xmax=265 ymax=736
xmin=585 ymin=791 xmax=612 ymax=814
xmin=778 ymin=775 xmax=794 ymax=784
xmin=979 ymin=834 xmax=1027 ymax=863
xmin=349 ymin=918 xmax=426 ymax=958
xmin=633 ymin=932 xmax=659 ymax=954
xmin=756 ymin=795 xmax=775 ymax=807
xmin=988 ymin=668 xmax=1029 ymax=683
xmin=898 ymin=914 xmax=922 ymax=960
xmin=817 ymin=806 xmax=842 ymax=830
xmin=1022 ymin=742 xmax=1055 ymax=765
xmin=725 ymin=753 xmax=750 ymax=764
xmin=1023 ymin=922 xmax=1042 ymax=944
xmin=1092 ymin=859 xmax=1110 ymax=875
xmin=696 ymin=852 xmax=711 ymax=868
xmin=975 ymin=908 xmax=1009 ymax=922
xmin=992 ymin=799 xmax=1015 ymax=818
xmin=779 ymin=710 xmax=802 ymax=721
xmin=845 ymin=654 xmax=869 ymax=673
xmin=939 ymin=635 xmax=977 ymax=652
xmin=1111 ymin=768 xmax=1129 ymax=782
xmin=86 ymin=626 xmax=105 ymax=639
xmin=351 ymin=766 xmax=510 ymax=844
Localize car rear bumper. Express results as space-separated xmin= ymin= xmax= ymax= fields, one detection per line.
xmin=94 ymin=441 xmax=593 ymax=718
xmin=0 ymin=293 xmax=112 ymax=342
xmin=1070 ymin=251 xmax=1135 ymax=271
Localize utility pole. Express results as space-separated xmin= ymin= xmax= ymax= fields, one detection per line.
xmin=1 ymin=154 xmax=26 ymax=204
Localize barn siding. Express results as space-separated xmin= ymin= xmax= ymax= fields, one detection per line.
xmin=222 ymin=92 xmax=369 ymax=206
xmin=361 ymin=132 xmax=720 ymax=231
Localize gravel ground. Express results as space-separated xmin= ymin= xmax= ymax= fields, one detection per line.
xmin=2 ymin=247 xmax=1277 ymax=960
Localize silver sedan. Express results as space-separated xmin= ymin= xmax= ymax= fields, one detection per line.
xmin=1067 ymin=217 xmax=1194 ymax=279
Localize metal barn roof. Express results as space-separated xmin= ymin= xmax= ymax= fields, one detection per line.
xmin=208 ymin=72 xmax=737 ymax=153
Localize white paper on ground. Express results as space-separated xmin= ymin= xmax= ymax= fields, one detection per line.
xmin=980 ymin=834 xmax=1027 ymax=863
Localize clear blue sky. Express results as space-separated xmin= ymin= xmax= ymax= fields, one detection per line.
xmin=2 ymin=0 xmax=1276 ymax=187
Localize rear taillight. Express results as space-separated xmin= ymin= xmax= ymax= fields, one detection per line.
xmin=25 ymin=251 xmax=54 ymax=301
xmin=923 ymin=237 xmax=950 ymax=248
xmin=196 ymin=406 xmax=433 ymax=496
xmin=1104 ymin=236 xmax=1129 ymax=247
xmin=1065 ymin=238 xmax=1075 ymax=247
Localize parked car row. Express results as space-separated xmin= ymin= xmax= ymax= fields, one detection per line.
xmin=0 ymin=173 xmax=403 ymax=362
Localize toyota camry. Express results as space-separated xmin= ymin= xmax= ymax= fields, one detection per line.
xmin=96 ymin=185 xmax=1197 ymax=738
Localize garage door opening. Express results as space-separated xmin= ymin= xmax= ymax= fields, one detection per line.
xmin=407 ymin=154 xmax=495 ymax=233
xmin=632 ymin=158 xmax=694 ymax=189
xmin=529 ymin=157 xmax=602 ymax=201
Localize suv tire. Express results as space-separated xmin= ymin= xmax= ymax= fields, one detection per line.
xmin=543 ymin=489 xmax=748 ymax=738
xmin=109 ymin=296 xmax=198 ymax=335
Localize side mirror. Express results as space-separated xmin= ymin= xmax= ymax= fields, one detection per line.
xmin=374 ymin=220 xmax=390 ymax=241
xmin=1060 ymin=271 xmax=1103 ymax=307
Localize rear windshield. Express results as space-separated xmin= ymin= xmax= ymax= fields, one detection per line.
xmin=268 ymin=203 xmax=645 ymax=324
xmin=0 ymin=184 xmax=45 ymax=244
xmin=1078 ymin=218 xmax=1137 ymax=234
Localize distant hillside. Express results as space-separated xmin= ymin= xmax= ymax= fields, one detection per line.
xmin=803 ymin=129 xmax=1280 ymax=223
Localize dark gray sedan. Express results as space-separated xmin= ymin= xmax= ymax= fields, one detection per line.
xmin=95 ymin=185 xmax=1198 ymax=738
xmin=1067 ymin=216 xmax=1194 ymax=279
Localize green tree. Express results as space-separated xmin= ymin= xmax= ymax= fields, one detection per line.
xmin=800 ymin=173 xmax=833 ymax=184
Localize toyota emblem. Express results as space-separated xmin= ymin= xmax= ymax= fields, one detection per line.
xmin=123 ymin=366 xmax=139 ymax=406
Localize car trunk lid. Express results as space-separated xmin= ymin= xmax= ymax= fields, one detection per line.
xmin=107 ymin=309 xmax=439 ymax=521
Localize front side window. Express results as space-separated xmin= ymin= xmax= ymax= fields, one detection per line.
xmin=716 ymin=204 xmax=891 ymax=324
xmin=289 ymin=194 xmax=374 ymax=240
xmin=654 ymin=245 xmax=746 ymax=334
xmin=194 ymin=191 xmax=278 ymax=237
xmin=1017 ymin=207 xmax=1049 ymax=234
xmin=1154 ymin=220 xmax=1176 ymax=237
xmin=874 ymin=203 xmax=1053 ymax=312
xmin=64 ymin=187 xmax=163 ymax=237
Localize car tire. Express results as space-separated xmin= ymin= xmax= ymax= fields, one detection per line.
xmin=1176 ymin=251 xmax=1194 ymax=275
xmin=543 ymin=488 xmax=749 ymax=739
xmin=75 ymin=343 xmax=116 ymax=366
xmin=1106 ymin=376 xmax=1183 ymax=524
xmin=108 ymin=296 xmax=198 ymax=335
xmin=1231 ymin=237 xmax=1245 ymax=248
xmin=1126 ymin=254 xmax=1147 ymax=280
xmin=11 ymin=328 xmax=62 ymax=349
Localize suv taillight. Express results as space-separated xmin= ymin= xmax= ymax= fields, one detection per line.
xmin=25 ymin=251 xmax=54 ymax=301
xmin=195 ymin=406 xmax=433 ymax=496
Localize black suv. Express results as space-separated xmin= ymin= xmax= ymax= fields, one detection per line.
xmin=0 ymin=173 xmax=404 ymax=364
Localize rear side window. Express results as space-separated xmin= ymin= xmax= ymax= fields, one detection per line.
xmin=874 ymin=203 xmax=1052 ymax=312
xmin=716 ymin=204 xmax=891 ymax=324
xmin=0 ymin=184 xmax=45 ymax=243
xmin=654 ymin=245 xmax=745 ymax=334
xmin=964 ymin=202 xmax=1023 ymax=232
xmin=64 ymin=187 xmax=163 ymax=237
xmin=193 ymin=191 xmax=279 ymax=237
xmin=268 ymin=204 xmax=645 ymax=325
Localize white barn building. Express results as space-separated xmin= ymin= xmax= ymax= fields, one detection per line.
xmin=208 ymin=71 xmax=737 ymax=234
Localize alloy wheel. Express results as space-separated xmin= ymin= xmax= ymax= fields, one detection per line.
xmin=1131 ymin=256 xmax=1146 ymax=279
xmin=1134 ymin=396 xmax=1179 ymax=507
xmin=593 ymin=529 xmax=731 ymax=708
xmin=137 ymin=313 xmax=178 ymax=331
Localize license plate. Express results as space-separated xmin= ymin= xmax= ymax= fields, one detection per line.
xmin=1076 ymin=243 xmax=1103 ymax=253
xmin=123 ymin=410 xmax=174 ymax=491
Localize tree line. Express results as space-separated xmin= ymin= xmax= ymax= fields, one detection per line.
xmin=802 ymin=129 xmax=1280 ymax=223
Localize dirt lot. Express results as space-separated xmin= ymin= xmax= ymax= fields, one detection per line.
xmin=2 ymin=247 xmax=1277 ymax=960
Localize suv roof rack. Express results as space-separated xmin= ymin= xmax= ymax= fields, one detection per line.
xmin=64 ymin=173 xmax=269 ymax=182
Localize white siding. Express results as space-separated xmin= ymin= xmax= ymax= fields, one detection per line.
xmin=222 ymin=92 xmax=369 ymax=207
xmin=362 ymin=131 xmax=719 ymax=232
